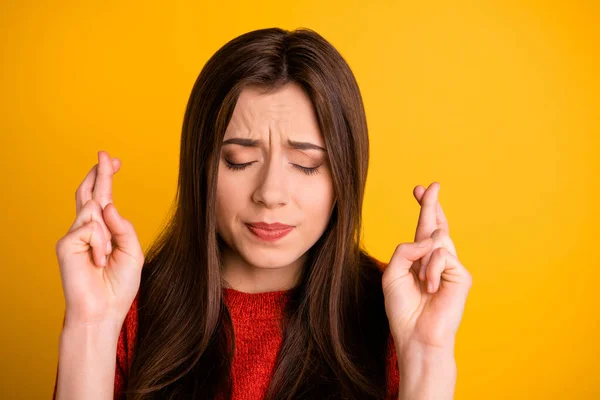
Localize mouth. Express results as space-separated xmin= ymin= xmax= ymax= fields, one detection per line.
xmin=245 ymin=223 xmax=294 ymax=242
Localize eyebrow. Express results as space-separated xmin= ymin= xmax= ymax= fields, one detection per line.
xmin=222 ymin=137 xmax=327 ymax=152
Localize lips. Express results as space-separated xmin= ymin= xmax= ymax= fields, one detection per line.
xmin=246 ymin=222 xmax=294 ymax=230
xmin=245 ymin=222 xmax=294 ymax=242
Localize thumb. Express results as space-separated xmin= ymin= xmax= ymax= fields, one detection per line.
xmin=103 ymin=203 xmax=142 ymax=261
xmin=389 ymin=238 xmax=433 ymax=272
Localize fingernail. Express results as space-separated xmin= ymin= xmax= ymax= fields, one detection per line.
xmin=428 ymin=281 xmax=434 ymax=292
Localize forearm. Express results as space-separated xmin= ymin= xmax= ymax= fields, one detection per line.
xmin=397 ymin=345 xmax=457 ymax=400
xmin=55 ymin=321 xmax=121 ymax=400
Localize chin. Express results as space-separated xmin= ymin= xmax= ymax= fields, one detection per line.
xmin=248 ymin=257 xmax=291 ymax=269
xmin=242 ymin=251 xmax=295 ymax=269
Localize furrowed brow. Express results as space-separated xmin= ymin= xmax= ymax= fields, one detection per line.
xmin=287 ymin=139 xmax=327 ymax=152
xmin=222 ymin=137 xmax=326 ymax=152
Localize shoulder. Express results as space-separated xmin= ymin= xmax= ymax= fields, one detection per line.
xmin=361 ymin=255 xmax=398 ymax=398
xmin=358 ymin=249 xmax=388 ymax=273
xmin=115 ymin=292 xmax=140 ymax=398
xmin=385 ymin=334 xmax=400 ymax=400
xmin=357 ymin=254 xmax=398 ymax=398
xmin=376 ymin=260 xmax=399 ymax=399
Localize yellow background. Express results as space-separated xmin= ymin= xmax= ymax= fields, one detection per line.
xmin=1 ymin=0 xmax=598 ymax=398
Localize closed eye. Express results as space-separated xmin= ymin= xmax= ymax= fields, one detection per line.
xmin=224 ymin=160 xmax=321 ymax=176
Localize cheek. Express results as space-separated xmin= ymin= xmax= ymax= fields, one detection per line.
xmin=297 ymin=176 xmax=335 ymax=221
xmin=216 ymin=168 xmax=246 ymax=228
xmin=217 ymin=163 xmax=247 ymax=201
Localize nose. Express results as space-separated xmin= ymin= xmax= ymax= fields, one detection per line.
xmin=251 ymin=151 xmax=289 ymax=209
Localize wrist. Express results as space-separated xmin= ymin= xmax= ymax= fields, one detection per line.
xmin=57 ymin=317 xmax=122 ymax=399
xmin=398 ymin=342 xmax=455 ymax=366
xmin=61 ymin=317 xmax=123 ymax=341
xmin=397 ymin=344 xmax=457 ymax=400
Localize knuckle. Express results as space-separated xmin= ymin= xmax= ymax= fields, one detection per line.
xmin=75 ymin=185 xmax=88 ymax=204
xmin=55 ymin=238 xmax=64 ymax=255
xmin=81 ymin=201 xmax=107 ymax=226
xmin=83 ymin=198 xmax=101 ymax=211
xmin=394 ymin=242 xmax=409 ymax=254
xmin=432 ymin=228 xmax=448 ymax=238
xmin=88 ymin=220 xmax=102 ymax=233
xmin=466 ymin=272 xmax=473 ymax=287
xmin=433 ymin=246 xmax=447 ymax=258
xmin=96 ymin=220 xmax=106 ymax=233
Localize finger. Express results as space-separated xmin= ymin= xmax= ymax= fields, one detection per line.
xmin=418 ymin=228 xmax=458 ymax=281
xmin=76 ymin=165 xmax=98 ymax=215
xmin=423 ymin=247 xmax=471 ymax=293
xmin=388 ymin=238 xmax=434 ymax=276
xmin=413 ymin=182 xmax=449 ymax=234
xmin=436 ymin=202 xmax=449 ymax=233
xmin=414 ymin=182 xmax=440 ymax=242
xmin=413 ymin=184 xmax=426 ymax=201
xmin=103 ymin=203 xmax=144 ymax=264
xmin=75 ymin=157 xmax=121 ymax=215
xmin=92 ymin=151 xmax=116 ymax=209
xmin=69 ymin=220 xmax=107 ymax=267
xmin=68 ymin=199 xmax=113 ymax=255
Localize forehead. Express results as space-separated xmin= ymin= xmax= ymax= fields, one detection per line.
xmin=224 ymin=83 xmax=323 ymax=143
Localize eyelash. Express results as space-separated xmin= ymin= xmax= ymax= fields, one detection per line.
xmin=224 ymin=160 xmax=321 ymax=176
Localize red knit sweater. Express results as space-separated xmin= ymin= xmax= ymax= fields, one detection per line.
xmin=53 ymin=287 xmax=400 ymax=399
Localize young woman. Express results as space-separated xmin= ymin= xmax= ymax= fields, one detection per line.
xmin=53 ymin=27 xmax=472 ymax=400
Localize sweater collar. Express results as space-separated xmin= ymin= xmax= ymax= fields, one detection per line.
xmin=223 ymin=287 xmax=292 ymax=321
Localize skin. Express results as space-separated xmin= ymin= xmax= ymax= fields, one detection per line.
xmin=61 ymin=85 xmax=471 ymax=398
xmin=382 ymin=182 xmax=473 ymax=399
xmin=213 ymin=86 xmax=473 ymax=394
xmin=382 ymin=182 xmax=472 ymax=352
xmin=55 ymin=151 xmax=145 ymax=399
xmin=216 ymin=83 xmax=336 ymax=294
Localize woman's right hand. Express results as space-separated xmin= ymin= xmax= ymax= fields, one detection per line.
xmin=55 ymin=150 xmax=145 ymax=329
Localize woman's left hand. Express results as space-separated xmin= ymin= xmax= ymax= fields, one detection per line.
xmin=382 ymin=182 xmax=472 ymax=353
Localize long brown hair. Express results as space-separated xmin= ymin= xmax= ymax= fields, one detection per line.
xmin=126 ymin=27 xmax=392 ymax=399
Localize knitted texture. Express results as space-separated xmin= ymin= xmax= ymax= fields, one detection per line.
xmin=53 ymin=287 xmax=400 ymax=399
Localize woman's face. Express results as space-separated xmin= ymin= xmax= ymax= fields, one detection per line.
xmin=216 ymin=82 xmax=335 ymax=279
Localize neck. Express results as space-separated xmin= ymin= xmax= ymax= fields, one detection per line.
xmin=220 ymin=245 xmax=307 ymax=294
